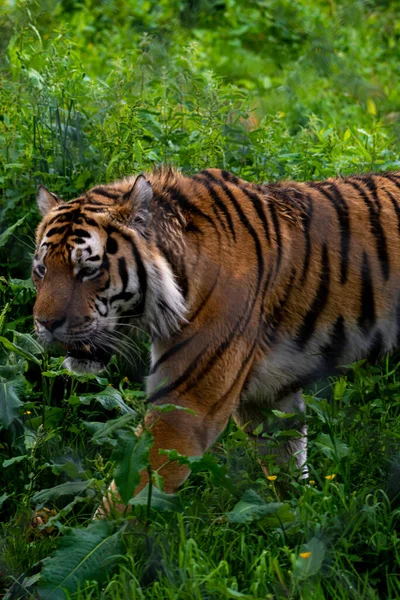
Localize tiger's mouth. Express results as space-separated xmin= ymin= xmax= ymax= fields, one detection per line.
xmin=62 ymin=342 xmax=113 ymax=374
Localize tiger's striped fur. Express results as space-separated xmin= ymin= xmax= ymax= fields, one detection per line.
xmin=33 ymin=168 xmax=400 ymax=511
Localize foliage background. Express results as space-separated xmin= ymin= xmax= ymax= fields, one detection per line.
xmin=1 ymin=0 xmax=400 ymax=598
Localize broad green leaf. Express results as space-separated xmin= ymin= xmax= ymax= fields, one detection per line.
xmin=227 ymin=490 xmax=294 ymax=525
xmin=0 ymin=335 xmax=41 ymax=365
xmin=113 ymin=430 xmax=153 ymax=504
xmin=13 ymin=331 xmax=44 ymax=356
xmin=0 ymin=216 xmax=27 ymax=249
xmin=0 ymin=493 xmax=9 ymax=508
xmin=32 ymin=480 xmax=95 ymax=504
xmin=315 ymin=432 xmax=349 ymax=461
xmin=3 ymin=454 xmax=26 ymax=468
xmin=129 ymin=484 xmax=183 ymax=512
xmin=84 ymin=412 xmax=135 ymax=444
xmin=294 ymin=537 xmax=326 ymax=580
xmin=0 ymin=376 xmax=24 ymax=428
xmin=37 ymin=520 xmax=124 ymax=600
xmin=78 ymin=386 xmax=136 ymax=414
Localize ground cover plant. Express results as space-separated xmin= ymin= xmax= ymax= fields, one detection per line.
xmin=1 ymin=0 xmax=400 ymax=598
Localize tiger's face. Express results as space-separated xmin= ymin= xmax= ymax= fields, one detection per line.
xmin=32 ymin=176 xmax=186 ymax=374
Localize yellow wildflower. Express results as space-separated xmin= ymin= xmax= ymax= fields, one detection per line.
xmin=300 ymin=552 xmax=311 ymax=559
xmin=325 ymin=474 xmax=336 ymax=481
xmin=267 ymin=475 xmax=277 ymax=481
xmin=309 ymin=480 xmax=316 ymax=485
xmin=24 ymin=410 xmax=32 ymax=415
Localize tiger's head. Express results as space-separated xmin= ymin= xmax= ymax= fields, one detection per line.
xmin=32 ymin=175 xmax=186 ymax=374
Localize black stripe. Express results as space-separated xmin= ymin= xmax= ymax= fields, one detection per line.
xmin=381 ymin=173 xmax=400 ymax=193
xmin=197 ymin=171 xmax=264 ymax=290
xmin=239 ymin=186 xmax=271 ymax=245
xmin=345 ymin=179 xmax=389 ymax=281
xmin=46 ymin=225 xmax=69 ymax=238
xmin=193 ymin=177 xmax=236 ymax=241
xmin=211 ymin=204 xmax=230 ymax=236
xmin=47 ymin=211 xmax=79 ymax=225
xmin=264 ymin=268 xmax=296 ymax=346
xmin=308 ymin=182 xmax=350 ymax=285
xmin=188 ymin=264 xmax=220 ymax=323
xmin=118 ymin=257 xmax=129 ymax=290
xmin=90 ymin=187 xmax=120 ymax=199
xmin=353 ymin=175 xmax=381 ymax=210
xmin=83 ymin=207 xmax=108 ymax=213
xmin=296 ymin=244 xmax=330 ymax=348
xmin=106 ymin=236 xmax=118 ymax=255
xmin=150 ymin=336 xmax=196 ymax=375
xmin=130 ymin=239 xmax=148 ymax=316
xmin=164 ymin=185 xmax=216 ymax=229
xmin=266 ymin=201 xmax=282 ymax=276
xmin=73 ymin=229 xmax=91 ymax=238
xmin=80 ymin=216 xmax=100 ymax=227
xmin=299 ymin=192 xmax=313 ymax=283
xmin=358 ymin=251 xmax=375 ymax=331
xmin=384 ymin=188 xmax=400 ymax=236
xmin=54 ymin=202 xmax=81 ymax=212
xmin=320 ymin=315 xmax=346 ymax=366
xmin=220 ymin=169 xmax=239 ymax=185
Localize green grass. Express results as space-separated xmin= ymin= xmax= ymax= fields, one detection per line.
xmin=1 ymin=0 xmax=400 ymax=598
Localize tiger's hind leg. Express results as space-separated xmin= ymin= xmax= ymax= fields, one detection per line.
xmin=233 ymin=391 xmax=308 ymax=481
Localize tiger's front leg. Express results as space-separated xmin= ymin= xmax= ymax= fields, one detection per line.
xmin=97 ymin=329 xmax=256 ymax=516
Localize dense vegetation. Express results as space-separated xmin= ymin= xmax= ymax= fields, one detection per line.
xmin=1 ymin=0 xmax=400 ymax=598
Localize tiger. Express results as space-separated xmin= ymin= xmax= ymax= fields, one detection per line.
xmin=33 ymin=167 xmax=400 ymax=513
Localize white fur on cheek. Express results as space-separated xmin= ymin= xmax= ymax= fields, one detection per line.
xmin=147 ymin=254 xmax=187 ymax=339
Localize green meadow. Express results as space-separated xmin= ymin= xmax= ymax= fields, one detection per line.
xmin=1 ymin=0 xmax=400 ymax=597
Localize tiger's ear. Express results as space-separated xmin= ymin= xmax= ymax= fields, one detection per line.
xmin=37 ymin=185 xmax=63 ymax=216
xmin=121 ymin=175 xmax=153 ymax=233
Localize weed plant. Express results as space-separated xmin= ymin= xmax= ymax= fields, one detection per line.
xmin=1 ymin=1 xmax=400 ymax=598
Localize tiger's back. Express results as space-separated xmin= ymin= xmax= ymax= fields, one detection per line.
xmin=33 ymin=167 xmax=400 ymax=506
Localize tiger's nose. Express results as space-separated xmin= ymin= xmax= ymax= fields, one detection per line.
xmin=36 ymin=317 xmax=66 ymax=332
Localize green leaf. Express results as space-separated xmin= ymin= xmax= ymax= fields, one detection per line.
xmin=113 ymin=430 xmax=153 ymax=504
xmin=271 ymin=409 xmax=296 ymax=419
xmin=227 ymin=490 xmax=294 ymax=526
xmin=37 ymin=520 xmax=124 ymax=600
xmin=314 ymin=433 xmax=350 ymax=461
xmin=294 ymin=537 xmax=326 ymax=580
xmin=3 ymin=454 xmax=26 ymax=468
xmin=0 ymin=376 xmax=24 ymax=429
xmin=252 ymin=423 xmax=263 ymax=435
xmin=0 ymin=216 xmax=27 ymax=249
xmin=78 ymin=386 xmax=136 ymax=414
xmin=32 ymin=480 xmax=95 ymax=504
xmin=189 ymin=454 xmax=237 ymax=494
xmin=84 ymin=413 xmax=135 ymax=444
xmin=129 ymin=484 xmax=183 ymax=512
xmin=0 ymin=335 xmax=41 ymax=365
xmin=0 ymin=493 xmax=9 ymax=508
xmin=13 ymin=331 xmax=44 ymax=356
